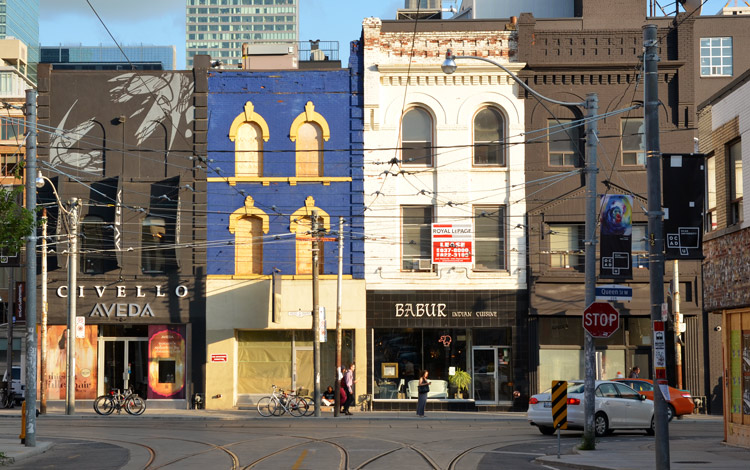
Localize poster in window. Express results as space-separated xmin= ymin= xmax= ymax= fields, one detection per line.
xmin=148 ymin=325 xmax=186 ymax=399
xmin=37 ymin=325 xmax=98 ymax=400
xmin=743 ymin=332 xmax=750 ymax=415
xmin=662 ymin=154 xmax=705 ymax=259
xmin=599 ymin=195 xmax=633 ymax=279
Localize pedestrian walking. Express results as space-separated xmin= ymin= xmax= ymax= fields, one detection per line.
xmin=416 ymin=369 xmax=430 ymax=417
xmin=343 ymin=363 xmax=357 ymax=415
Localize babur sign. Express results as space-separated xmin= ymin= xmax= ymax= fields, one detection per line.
xmin=55 ymin=284 xmax=189 ymax=318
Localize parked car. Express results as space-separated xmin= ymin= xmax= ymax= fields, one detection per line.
xmin=527 ymin=380 xmax=654 ymax=437
xmin=2 ymin=366 xmax=25 ymax=406
xmin=613 ymin=378 xmax=694 ymax=421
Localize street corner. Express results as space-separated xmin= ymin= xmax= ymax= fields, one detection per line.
xmin=0 ymin=439 xmax=54 ymax=465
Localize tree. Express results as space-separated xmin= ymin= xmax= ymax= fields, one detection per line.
xmin=0 ymin=186 xmax=34 ymax=257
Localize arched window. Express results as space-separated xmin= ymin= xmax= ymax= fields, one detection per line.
xmin=402 ymin=107 xmax=433 ymax=166
xmin=290 ymin=196 xmax=329 ymax=275
xmin=235 ymin=216 xmax=264 ymax=275
xmin=235 ymin=122 xmax=263 ymax=177
xmin=473 ymin=107 xmax=505 ymax=166
xmin=142 ymin=216 xmax=167 ymax=274
xmin=296 ymin=122 xmax=323 ymax=177
xmin=81 ymin=215 xmax=114 ymax=274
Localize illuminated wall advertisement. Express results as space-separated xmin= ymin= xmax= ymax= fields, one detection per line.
xmin=37 ymin=325 xmax=98 ymax=400
xmin=148 ymin=325 xmax=186 ymax=399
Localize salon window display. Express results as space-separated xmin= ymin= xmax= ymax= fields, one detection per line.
xmin=148 ymin=325 xmax=186 ymax=399
xmin=373 ymin=329 xmax=467 ymax=399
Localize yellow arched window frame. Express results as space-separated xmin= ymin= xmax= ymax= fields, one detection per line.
xmin=289 ymin=196 xmax=330 ymax=233
xmin=229 ymin=196 xmax=270 ymax=235
xmin=229 ymin=101 xmax=270 ymax=143
xmin=289 ymin=101 xmax=331 ymax=143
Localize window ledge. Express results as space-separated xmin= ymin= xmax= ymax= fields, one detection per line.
xmin=208 ymin=274 xmax=353 ymax=280
xmin=207 ymin=176 xmax=352 ymax=186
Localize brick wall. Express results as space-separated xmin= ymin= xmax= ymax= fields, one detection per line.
xmin=703 ymin=227 xmax=750 ymax=311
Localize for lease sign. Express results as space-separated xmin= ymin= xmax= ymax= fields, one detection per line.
xmin=431 ymin=223 xmax=473 ymax=264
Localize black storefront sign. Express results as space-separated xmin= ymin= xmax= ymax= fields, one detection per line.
xmin=662 ymin=154 xmax=705 ymax=260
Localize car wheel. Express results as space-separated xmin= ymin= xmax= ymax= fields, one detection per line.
xmin=538 ymin=425 xmax=556 ymax=436
xmin=667 ymin=404 xmax=675 ymax=422
xmin=646 ymin=415 xmax=655 ymax=436
xmin=594 ymin=412 xmax=609 ymax=437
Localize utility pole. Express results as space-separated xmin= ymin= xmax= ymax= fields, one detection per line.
xmin=24 ymin=88 xmax=38 ymax=446
xmin=40 ymin=209 xmax=47 ymax=414
xmin=582 ymin=93 xmax=599 ymax=451
xmin=311 ymin=210 xmax=321 ymax=417
xmin=66 ymin=198 xmax=79 ymax=416
xmin=644 ymin=24 xmax=670 ymax=470
xmin=6 ymin=267 xmax=13 ymax=398
xmin=335 ymin=216 xmax=344 ymax=417
xmin=674 ymin=260 xmax=682 ymax=390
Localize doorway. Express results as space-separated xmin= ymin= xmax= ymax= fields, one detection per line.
xmin=472 ymin=346 xmax=513 ymax=404
xmin=98 ymin=337 xmax=148 ymax=397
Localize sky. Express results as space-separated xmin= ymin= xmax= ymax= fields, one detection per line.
xmin=39 ymin=0 xmax=731 ymax=70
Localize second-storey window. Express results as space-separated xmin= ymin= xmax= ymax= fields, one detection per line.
xmin=622 ymin=118 xmax=645 ymax=166
xmin=401 ymin=108 xmax=433 ymax=166
xmin=706 ymin=154 xmax=716 ymax=231
xmin=402 ymin=206 xmax=432 ymax=271
xmin=474 ymin=206 xmax=505 ymax=270
xmin=474 ymin=107 xmax=504 ymax=166
xmin=81 ymin=215 xmax=117 ymax=274
xmin=142 ymin=216 xmax=168 ymax=274
xmin=729 ymin=140 xmax=743 ymax=225
xmin=549 ymin=119 xmax=581 ymax=167
xmin=549 ymin=224 xmax=584 ymax=271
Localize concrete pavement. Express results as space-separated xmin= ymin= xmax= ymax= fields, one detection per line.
xmin=0 ymin=407 xmax=747 ymax=469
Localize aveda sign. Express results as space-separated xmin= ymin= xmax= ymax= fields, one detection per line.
xmin=55 ymin=284 xmax=189 ymax=318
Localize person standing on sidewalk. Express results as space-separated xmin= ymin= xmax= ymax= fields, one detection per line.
xmin=416 ymin=370 xmax=431 ymax=417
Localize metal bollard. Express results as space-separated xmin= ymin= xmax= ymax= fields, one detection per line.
xmin=20 ymin=400 xmax=26 ymax=444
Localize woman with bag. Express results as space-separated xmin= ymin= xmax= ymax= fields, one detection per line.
xmin=416 ymin=370 xmax=430 ymax=417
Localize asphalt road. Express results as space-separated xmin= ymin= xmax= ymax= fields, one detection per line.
xmin=0 ymin=414 xmax=726 ymax=470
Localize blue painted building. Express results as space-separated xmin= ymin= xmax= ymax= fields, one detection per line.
xmin=204 ymin=42 xmax=365 ymax=408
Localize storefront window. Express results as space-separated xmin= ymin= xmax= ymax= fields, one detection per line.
xmin=373 ymin=328 xmax=467 ymax=399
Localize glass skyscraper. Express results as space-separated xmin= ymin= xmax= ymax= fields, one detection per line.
xmin=41 ymin=45 xmax=177 ymax=70
xmin=0 ymin=0 xmax=39 ymax=82
xmin=185 ymin=0 xmax=298 ymax=68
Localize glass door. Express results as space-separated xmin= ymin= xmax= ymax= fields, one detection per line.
xmin=98 ymin=338 xmax=148 ymax=396
xmin=102 ymin=341 xmax=124 ymax=394
xmin=472 ymin=347 xmax=497 ymax=403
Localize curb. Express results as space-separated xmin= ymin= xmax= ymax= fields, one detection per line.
xmin=0 ymin=441 xmax=54 ymax=466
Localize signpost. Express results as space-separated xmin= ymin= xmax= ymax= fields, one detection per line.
xmin=551 ymin=380 xmax=568 ymax=459
xmin=653 ymin=321 xmax=670 ymax=400
xmin=595 ymin=285 xmax=633 ymax=302
xmin=583 ymin=302 xmax=620 ymax=338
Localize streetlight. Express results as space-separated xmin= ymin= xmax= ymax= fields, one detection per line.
xmin=35 ymin=171 xmax=79 ymax=416
xmin=442 ymin=50 xmax=601 ymax=449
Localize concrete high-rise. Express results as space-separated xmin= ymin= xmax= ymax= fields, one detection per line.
xmin=185 ymin=0 xmax=298 ymax=69
xmin=0 ymin=0 xmax=38 ymax=82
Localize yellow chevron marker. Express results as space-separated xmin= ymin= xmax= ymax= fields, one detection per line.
xmin=551 ymin=380 xmax=568 ymax=430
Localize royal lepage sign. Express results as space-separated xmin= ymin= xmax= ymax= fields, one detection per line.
xmin=432 ymin=223 xmax=473 ymax=264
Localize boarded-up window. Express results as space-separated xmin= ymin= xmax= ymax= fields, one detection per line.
xmin=296 ymin=122 xmax=323 ymax=177
xmin=295 ymin=215 xmax=324 ymax=274
xmin=235 ymin=216 xmax=263 ymax=275
xmin=235 ymin=122 xmax=263 ymax=177
xmin=237 ymin=331 xmax=292 ymax=394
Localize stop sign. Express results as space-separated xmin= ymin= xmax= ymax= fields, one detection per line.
xmin=583 ymin=302 xmax=620 ymax=338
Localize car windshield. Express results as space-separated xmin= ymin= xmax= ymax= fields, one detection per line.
xmin=568 ymin=383 xmax=585 ymax=394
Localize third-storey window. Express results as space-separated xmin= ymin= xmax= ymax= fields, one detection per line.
xmin=621 ymin=118 xmax=645 ymax=166
xmin=474 ymin=107 xmax=505 ymax=166
xmin=401 ymin=108 xmax=433 ymax=166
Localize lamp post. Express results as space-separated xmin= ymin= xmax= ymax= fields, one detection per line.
xmin=24 ymin=88 xmax=38 ymax=446
xmin=35 ymin=171 xmax=78 ymax=415
xmin=442 ymin=50 xmax=600 ymax=449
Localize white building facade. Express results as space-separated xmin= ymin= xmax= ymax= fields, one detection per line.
xmin=362 ymin=17 xmax=529 ymax=410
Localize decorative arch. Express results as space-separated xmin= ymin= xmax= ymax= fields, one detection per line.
xmin=289 ymin=101 xmax=330 ymax=142
xmin=289 ymin=196 xmax=331 ymax=232
xmin=383 ymin=92 xmax=447 ymax=126
xmin=229 ymin=196 xmax=270 ymax=234
xmin=229 ymin=101 xmax=270 ymax=143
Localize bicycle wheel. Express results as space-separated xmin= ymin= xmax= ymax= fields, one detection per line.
xmin=289 ymin=396 xmax=308 ymax=417
xmin=257 ymin=396 xmax=275 ymax=417
xmin=301 ymin=397 xmax=315 ymax=417
xmin=94 ymin=395 xmax=115 ymax=415
xmin=125 ymin=395 xmax=146 ymax=415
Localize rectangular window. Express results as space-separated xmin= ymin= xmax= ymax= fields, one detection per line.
xmin=0 ymin=119 xmax=24 ymax=141
xmin=706 ymin=154 xmax=717 ymax=231
xmin=401 ymin=206 xmax=432 ymax=271
xmin=548 ymin=119 xmax=580 ymax=166
xmin=622 ymin=118 xmax=645 ymax=166
xmin=700 ymin=37 xmax=733 ymax=77
xmin=729 ymin=140 xmax=743 ymax=225
xmin=473 ymin=206 xmax=505 ymax=270
xmin=549 ymin=224 xmax=584 ymax=271
xmin=632 ymin=223 xmax=648 ymax=268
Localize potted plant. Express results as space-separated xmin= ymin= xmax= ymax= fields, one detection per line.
xmin=449 ymin=369 xmax=471 ymax=399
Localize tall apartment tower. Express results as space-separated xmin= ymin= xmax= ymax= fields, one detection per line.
xmin=185 ymin=0 xmax=299 ymax=69
xmin=0 ymin=0 xmax=38 ymax=82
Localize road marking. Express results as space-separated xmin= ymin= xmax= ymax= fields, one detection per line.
xmin=479 ymin=450 xmax=546 ymax=456
xmin=292 ymin=449 xmax=308 ymax=470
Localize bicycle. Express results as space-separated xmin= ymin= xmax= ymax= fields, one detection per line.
xmin=257 ymin=385 xmax=308 ymax=417
xmin=0 ymin=387 xmax=18 ymax=409
xmin=93 ymin=388 xmax=147 ymax=415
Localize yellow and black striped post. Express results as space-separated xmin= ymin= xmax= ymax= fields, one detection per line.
xmin=551 ymin=380 xmax=568 ymax=430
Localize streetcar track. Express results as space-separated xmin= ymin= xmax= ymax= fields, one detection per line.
xmin=147 ymin=436 xmax=241 ymax=470
xmin=241 ymin=436 xmax=348 ymax=470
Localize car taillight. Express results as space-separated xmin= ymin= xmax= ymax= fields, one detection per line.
xmin=567 ymin=398 xmax=581 ymax=405
xmin=529 ymin=397 xmax=539 ymax=404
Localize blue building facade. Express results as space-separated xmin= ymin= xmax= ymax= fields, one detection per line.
xmin=203 ymin=42 xmax=365 ymax=408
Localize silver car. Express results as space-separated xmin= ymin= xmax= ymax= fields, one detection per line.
xmin=527 ymin=380 xmax=655 ymax=436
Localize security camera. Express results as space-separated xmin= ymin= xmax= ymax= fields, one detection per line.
xmin=714 ymin=326 xmax=722 ymax=332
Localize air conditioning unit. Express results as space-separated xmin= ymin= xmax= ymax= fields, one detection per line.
xmin=418 ymin=259 xmax=433 ymax=271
